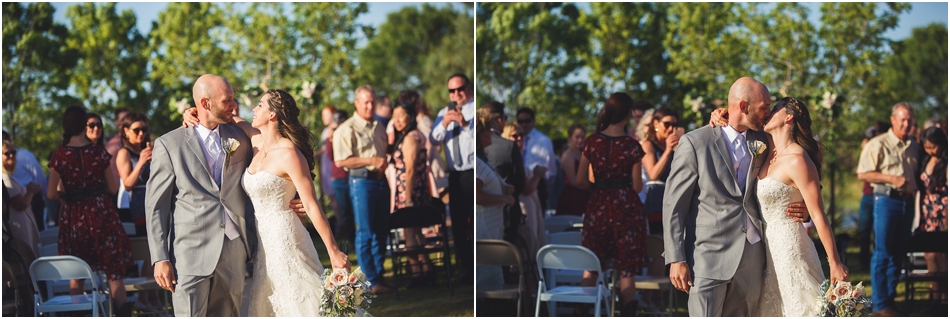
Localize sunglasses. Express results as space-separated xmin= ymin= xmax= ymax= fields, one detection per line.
xmin=660 ymin=121 xmax=679 ymax=128
xmin=511 ymin=134 xmax=523 ymax=139
xmin=2 ymin=150 xmax=16 ymax=157
xmin=87 ymin=122 xmax=102 ymax=129
xmin=130 ymin=127 xmax=149 ymax=135
xmin=517 ymin=119 xmax=533 ymax=124
xmin=447 ymin=85 xmax=466 ymax=94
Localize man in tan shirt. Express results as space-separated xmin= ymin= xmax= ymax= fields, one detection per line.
xmin=331 ymin=85 xmax=392 ymax=294
xmin=856 ymin=102 xmax=923 ymax=316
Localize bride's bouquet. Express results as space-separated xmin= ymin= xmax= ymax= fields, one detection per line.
xmin=320 ymin=267 xmax=376 ymax=317
xmin=816 ymin=280 xmax=872 ymax=317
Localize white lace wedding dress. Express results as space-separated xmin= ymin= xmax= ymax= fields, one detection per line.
xmin=244 ymin=170 xmax=326 ymax=316
xmin=755 ymin=178 xmax=825 ymax=317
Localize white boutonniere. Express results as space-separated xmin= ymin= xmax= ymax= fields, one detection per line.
xmin=748 ymin=140 xmax=766 ymax=161
xmin=222 ymin=138 xmax=240 ymax=166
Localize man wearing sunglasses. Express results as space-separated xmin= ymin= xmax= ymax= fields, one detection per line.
xmin=430 ymin=73 xmax=475 ymax=284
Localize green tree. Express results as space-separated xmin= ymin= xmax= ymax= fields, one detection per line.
xmin=476 ymin=2 xmax=592 ymax=135
xmin=580 ymin=2 xmax=683 ymax=106
xmin=745 ymin=2 xmax=820 ymax=98
xmin=664 ymin=3 xmax=751 ymax=97
xmin=2 ymin=2 xmax=80 ymax=162
xmin=358 ymin=3 xmax=473 ymax=108
xmin=64 ymin=3 xmax=149 ymax=117
xmin=871 ymin=23 xmax=948 ymax=120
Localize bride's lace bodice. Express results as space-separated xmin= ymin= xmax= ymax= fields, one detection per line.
xmin=755 ymin=178 xmax=825 ymax=317
xmin=243 ymin=170 xmax=325 ymax=317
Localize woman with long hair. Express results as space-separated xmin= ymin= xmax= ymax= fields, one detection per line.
xmin=47 ymin=105 xmax=134 ymax=316
xmin=391 ymin=101 xmax=436 ymax=289
xmin=575 ymin=92 xmax=647 ymax=316
xmin=114 ymin=112 xmax=162 ymax=309
xmin=475 ymin=118 xmax=515 ymax=289
xmin=555 ymin=124 xmax=589 ymax=216
xmin=185 ymin=89 xmax=352 ymax=316
xmin=638 ymin=107 xmax=682 ymax=234
xmin=85 ymin=113 xmax=105 ymax=145
xmin=918 ymin=126 xmax=947 ymax=298
xmin=503 ymin=121 xmax=548 ymax=265
xmin=755 ymin=97 xmax=848 ymax=316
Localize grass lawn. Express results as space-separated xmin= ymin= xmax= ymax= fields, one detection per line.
xmin=312 ymin=235 xmax=474 ymax=317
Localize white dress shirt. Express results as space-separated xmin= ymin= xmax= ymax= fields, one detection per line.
xmin=430 ymin=99 xmax=475 ymax=171
xmin=522 ymin=129 xmax=557 ymax=180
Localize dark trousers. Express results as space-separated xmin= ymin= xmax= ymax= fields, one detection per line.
xmin=858 ymin=194 xmax=874 ymax=267
xmin=449 ymin=169 xmax=474 ymax=280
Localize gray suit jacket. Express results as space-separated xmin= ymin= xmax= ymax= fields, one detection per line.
xmin=145 ymin=124 xmax=255 ymax=276
xmin=662 ymin=126 xmax=769 ymax=280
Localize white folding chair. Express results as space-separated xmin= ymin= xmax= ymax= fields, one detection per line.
xmin=548 ymin=232 xmax=582 ymax=246
xmin=476 ymin=240 xmax=525 ymax=316
xmin=545 ymin=232 xmax=584 ymax=290
xmin=126 ymin=237 xmax=169 ymax=316
xmin=634 ymin=235 xmax=674 ymax=316
xmin=38 ymin=243 xmax=58 ymax=257
xmin=535 ymin=244 xmax=611 ymax=317
xmin=543 ymin=216 xmax=583 ymax=234
xmin=29 ymin=256 xmax=111 ymax=317
xmin=38 ymin=227 xmax=58 ymax=246
xmin=122 ymin=222 xmax=136 ymax=236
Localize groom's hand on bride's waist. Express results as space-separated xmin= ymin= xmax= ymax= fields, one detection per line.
xmin=289 ymin=198 xmax=307 ymax=218
xmin=154 ymin=261 xmax=177 ymax=293
xmin=785 ymin=202 xmax=811 ymax=223
xmin=669 ymin=262 xmax=693 ymax=294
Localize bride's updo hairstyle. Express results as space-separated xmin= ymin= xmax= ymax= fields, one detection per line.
xmin=777 ymin=97 xmax=823 ymax=178
xmin=596 ymin=92 xmax=635 ymax=132
xmin=264 ymin=89 xmax=316 ymax=179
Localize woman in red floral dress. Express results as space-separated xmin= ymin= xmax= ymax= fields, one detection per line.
xmin=391 ymin=100 xmax=436 ymax=288
xmin=47 ymin=106 xmax=133 ymax=315
xmin=575 ymin=92 xmax=648 ymax=316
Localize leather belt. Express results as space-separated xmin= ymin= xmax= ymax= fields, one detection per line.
xmin=592 ymin=177 xmax=633 ymax=190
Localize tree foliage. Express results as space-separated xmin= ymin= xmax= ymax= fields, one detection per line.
xmin=476 ymin=2 xmax=592 ymax=135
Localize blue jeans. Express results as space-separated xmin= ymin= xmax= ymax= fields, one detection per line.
xmin=870 ymin=195 xmax=914 ymax=311
xmin=349 ymin=177 xmax=390 ymax=287
xmin=858 ymin=194 xmax=875 ymax=266
xmin=332 ymin=178 xmax=354 ymax=244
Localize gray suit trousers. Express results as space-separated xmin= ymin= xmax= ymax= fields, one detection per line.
xmin=688 ymin=240 xmax=765 ymax=317
xmin=172 ymin=236 xmax=247 ymax=317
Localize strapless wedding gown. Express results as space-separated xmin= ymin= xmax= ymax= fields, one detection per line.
xmin=755 ymin=178 xmax=825 ymax=317
xmin=244 ymin=170 xmax=326 ymax=316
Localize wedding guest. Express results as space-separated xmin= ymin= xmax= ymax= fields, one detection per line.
xmin=430 ymin=73 xmax=475 ymax=283
xmin=504 ymin=122 xmax=547 ymax=269
xmin=390 ymin=101 xmax=436 ymax=289
xmin=374 ymin=94 xmax=392 ymax=127
xmin=555 ymin=124 xmax=590 ymax=216
xmin=47 ymin=105 xmax=133 ymax=316
xmin=516 ymin=108 xmax=555 ymax=212
xmin=114 ymin=111 xmax=160 ymax=308
xmin=326 ymin=110 xmax=354 ymax=247
xmin=389 ymin=90 xmax=441 ymax=196
xmin=856 ymin=102 xmax=922 ymax=317
xmin=1 ymin=131 xmax=47 ymax=230
xmin=86 ymin=113 xmax=105 ymax=145
xmin=479 ymin=102 xmax=525 ymax=239
xmin=917 ymin=126 xmax=947 ymax=298
xmin=547 ymin=138 xmax=566 ymax=211
xmin=639 ymin=107 xmax=682 ymax=235
xmin=333 ymin=85 xmax=392 ymax=294
xmin=575 ymin=92 xmax=646 ymax=316
xmin=858 ymin=121 xmax=890 ymax=268
xmin=316 ymin=106 xmax=338 ymax=222
xmin=475 ymin=118 xmax=515 ymax=290
xmin=104 ymin=107 xmax=130 ymax=156
xmin=2 ymin=140 xmax=42 ymax=259
xmin=625 ymin=99 xmax=652 ymax=141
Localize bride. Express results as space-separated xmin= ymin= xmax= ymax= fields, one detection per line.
xmin=754 ymin=97 xmax=849 ymax=316
xmin=186 ymin=89 xmax=351 ymax=316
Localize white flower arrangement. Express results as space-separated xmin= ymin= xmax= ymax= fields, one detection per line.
xmin=320 ymin=267 xmax=375 ymax=317
xmin=221 ymin=138 xmax=240 ymax=166
xmin=748 ymin=140 xmax=766 ymax=161
xmin=816 ymin=280 xmax=872 ymax=317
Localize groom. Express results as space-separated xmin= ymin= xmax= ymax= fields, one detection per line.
xmin=146 ymin=74 xmax=255 ymax=316
xmin=663 ymin=77 xmax=809 ymax=316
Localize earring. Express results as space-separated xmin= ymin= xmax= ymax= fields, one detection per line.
xmin=655 ymin=127 xmax=659 ymax=132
